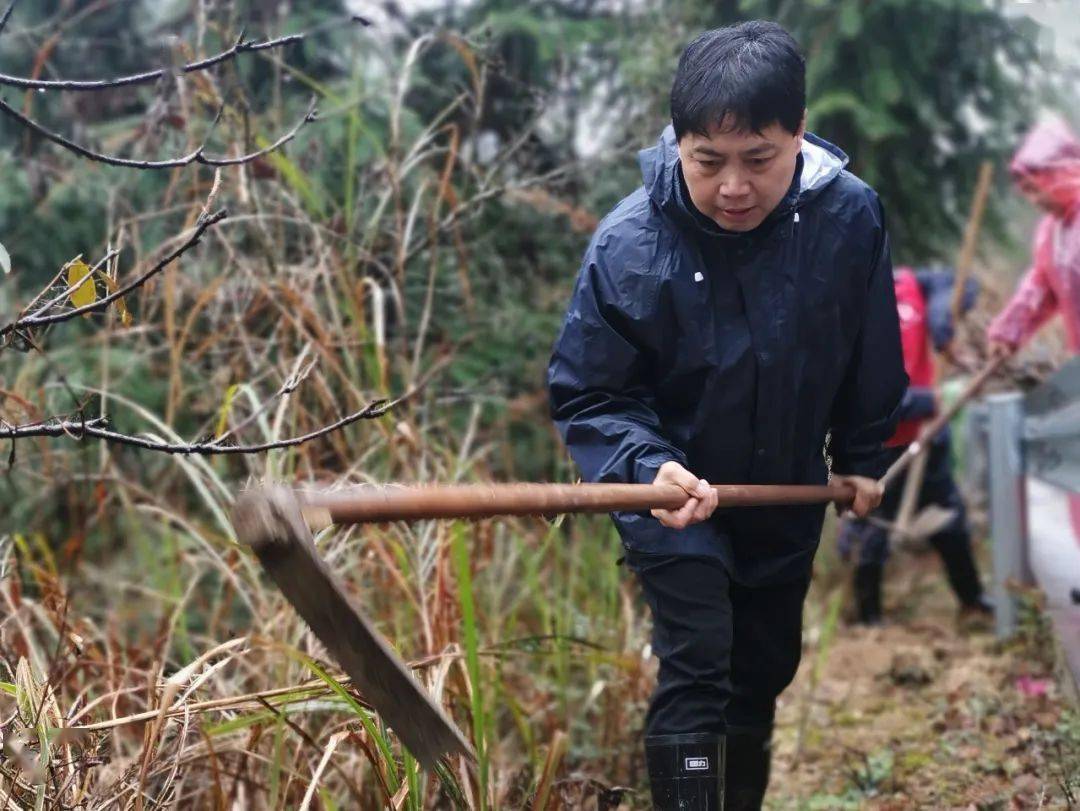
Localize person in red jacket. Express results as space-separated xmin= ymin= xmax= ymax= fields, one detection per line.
xmin=838 ymin=267 xmax=993 ymax=624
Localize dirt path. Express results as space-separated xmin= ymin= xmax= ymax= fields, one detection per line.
xmin=769 ymin=552 xmax=1079 ymax=809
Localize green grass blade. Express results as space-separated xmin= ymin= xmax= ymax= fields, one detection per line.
xmin=404 ymin=749 xmax=421 ymax=811
xmin=452 ymin=520 xmax=488 ymax=811
xmin=288 ymin=650 xmax=401 ymax=789
xmin=270 ymin=712 xmax=284 ymax=810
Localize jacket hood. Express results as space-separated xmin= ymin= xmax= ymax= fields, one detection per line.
xmin=1012 ymin=116 xmax=1080 ymax=174
xmin=638 ymin=124 xmax=849 ymax=232
xmin=1011 ymin=115 xmax=1080 ymax=214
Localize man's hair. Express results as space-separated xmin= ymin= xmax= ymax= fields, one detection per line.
xmin=671 ymin=21 xmax=805 ymax=140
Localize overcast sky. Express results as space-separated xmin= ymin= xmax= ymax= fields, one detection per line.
xmin=1005 ymin=0 xmax=1080 ymax=67
xmin=354 ymin=0 xmax=1079 ymax=67
xmin=349 ymin=0 xmax=1078 ymax=129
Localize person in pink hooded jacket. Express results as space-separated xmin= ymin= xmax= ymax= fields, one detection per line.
xmin=988 ymin=116 xmax=1080 ymax=356
xmin=990 ymin=116 xmax=1080 ymax=544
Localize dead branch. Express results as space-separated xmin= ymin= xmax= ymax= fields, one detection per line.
xmin=0 ymin=2 xmax=371 ymax=92
xmin=0 ymin=396 xmax=395 ymax=454
xmin=201 ymin=98 xmax=318 ymax=167
xmin=0 ymin=0 xmax=13 ymax=37
xmin=18 ymin=249 xmax=120 ymax=322
xmin=0 ymin=209 xmax=227 ymax=342
xmin=0 ymin=415 xmax=107 ymax=438
xmin=0 ymin=96 xmax=318 ymax=170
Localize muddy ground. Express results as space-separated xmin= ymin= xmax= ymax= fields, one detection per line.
xmin=768 ymin=550 xmax=1079 ymax=810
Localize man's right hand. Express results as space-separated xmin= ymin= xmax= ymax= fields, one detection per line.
xmin=650 ymin=461 xmax=719 ymax=529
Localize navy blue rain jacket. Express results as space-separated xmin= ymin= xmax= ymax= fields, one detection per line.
xmin=547 ymin=126 xmax=907 ymax=585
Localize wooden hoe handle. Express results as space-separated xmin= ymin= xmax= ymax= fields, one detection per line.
xmin=879 ymin=355 xmax=1008 ymax=491
xmin=303 ymin=481 xmax=856 ymax=525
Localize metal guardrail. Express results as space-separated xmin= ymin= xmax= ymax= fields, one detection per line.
xmin=1024 ymin=358 xmax=1080 ymax=493
xmin=986 ymin=391 xmax=1029 ymax=638
xmin=976 ymin=358 xmax=1080 ymax=696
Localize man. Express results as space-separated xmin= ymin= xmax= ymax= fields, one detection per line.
xmin=988 ymin=115 xmax=1080 ymax=358
xmin=547 ymin=21 xmax=906 ymax=809
xmin=839 ymin=267 xmax=992 ymax=625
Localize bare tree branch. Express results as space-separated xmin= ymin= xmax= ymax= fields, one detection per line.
xmin=200 ymin=97 xmax=318 ymax=167
xmin=0 ymin=396 xmax=394 ymax=454
xmin=0 ymin=0 xmax=14 ymax=37
xmin=2 ymin=352 xmax=452 ymax=458
xmin=0 ymin=96 xmax=318 ymax=170
xmin=0 ymin=94 xmax=200 ymax=168
xmin=0 ymin=209 xmax=228 ymax=340
xmin=210 ymin=347 xmax=317 ymax=447
xmin=0 ymin=13 xmax=372 ymax=91
xmin=1 ymin=415 xmax=108 ymax=438
xmin=21 ymin=249 xmax=120 ymax=322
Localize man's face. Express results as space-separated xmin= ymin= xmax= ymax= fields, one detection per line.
xmin=677 ymin=115 xmax=806 ymax=232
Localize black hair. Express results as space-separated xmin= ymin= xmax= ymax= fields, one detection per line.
xmin=670 ymin=21 xmax=805 ymax=140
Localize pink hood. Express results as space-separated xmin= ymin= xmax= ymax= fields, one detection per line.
xmin=989 ymin=117 xmax=1080 ymax=352
xmin=1011 ymin=116 xmax=1080 ymax=218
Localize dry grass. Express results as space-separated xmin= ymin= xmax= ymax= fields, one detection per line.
xmin=1 ymin=14 xmax=1077 ymax=811
xmin=0 ymin=25 xmax=641 ymax=808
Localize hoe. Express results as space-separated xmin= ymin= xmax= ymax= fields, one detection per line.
xmin=230 ymin=356 xmax=1005 ymax=770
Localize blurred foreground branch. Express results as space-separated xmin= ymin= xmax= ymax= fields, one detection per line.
xmin=0 ymin=96 xmax=318 ymax=170
xmin=0 ymin=11 xmax=371 ymax=92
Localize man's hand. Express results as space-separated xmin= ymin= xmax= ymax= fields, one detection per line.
xmin=831 ymin=474 xmax=883 ymax=518
xmin=650 ymin=461 xmax=719 ymax=529
xmin=941 ymin=340 xmax=976 ymax=372
xmin=988 ymin=339 xmax=1016 ymax=361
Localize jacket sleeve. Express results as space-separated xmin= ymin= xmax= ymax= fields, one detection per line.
xmin=987 ymin=217 xmax=1059 ymax=349
xmin=829 ymin=202 xmax=908 ymax=478
xmin=548 ymin=248 xmax=687 ymax=485
xmin=895 ymin=386 xmax=936 ymax=422
xmin=915 ymin=268 xmax=979 ymax=351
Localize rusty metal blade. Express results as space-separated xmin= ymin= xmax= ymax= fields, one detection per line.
xmin=876 ymin=505 xmax=959 ymax=551
xmin=231 ymin=486 xmax=475 ymax=771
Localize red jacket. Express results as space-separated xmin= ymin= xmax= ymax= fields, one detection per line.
xmin=888 ymin=268 xmax=937 ymax=446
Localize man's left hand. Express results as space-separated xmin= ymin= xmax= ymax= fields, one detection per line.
xmin=941 ymin=340 xmax=977 ymax=372
xmin=831 ymin=474 xmax=883 ymax=518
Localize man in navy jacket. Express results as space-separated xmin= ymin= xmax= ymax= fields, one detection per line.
xmin=548 ymin=21 xmax=906 ymax=809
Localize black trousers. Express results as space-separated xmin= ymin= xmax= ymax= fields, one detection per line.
xmin=628 ymin=552 xmax=810 ymax=737
xmin=837 ymin=439 xmax=984 ymax=606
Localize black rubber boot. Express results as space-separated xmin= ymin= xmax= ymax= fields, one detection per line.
xmin=853 ymin=563 xmax=884 ymax=625
xmin=724 ymin=727 xmax=771 ymax=810
xmin=960 ymin=593 xmax=995 ymax=617
xmin=933 ymin=532 xmax=986 ymax=608
xmin=645 ymin=733 xmax=725 ymax=809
